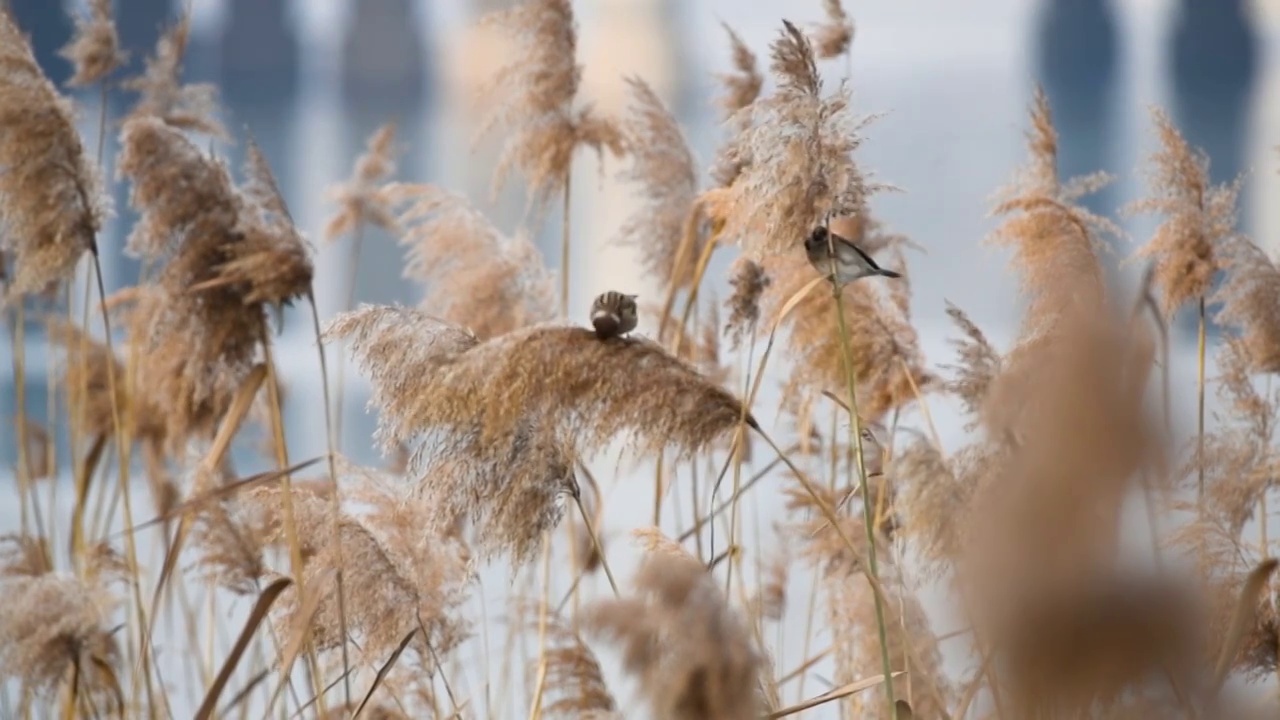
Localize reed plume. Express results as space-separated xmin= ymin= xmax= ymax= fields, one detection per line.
xmin=122 ymin=13 xmax=225 ymax=138
xmin=724 ymin=257 xmax=770 ymax=349
xmin=1212 ymin=235 xmax=1280 ymax=373
xmin=386 ymin=183 xmax=556 ymax=339
xmin=614 ymin=77 xmax=704 ymax=290
xmin=476 ymin=0 xmax=625 ymax=215
xmin=811 ymin=0 xmax=855 ymax=60
xmin=59 ymin=0 xmax=124 ymax=88
xmin=941 ymin=302 xmax=1002 ymax=428
xmin=986 ymin=86 xmax=1117 ymax=332
xmin=326 ymin=305 xmax=751 ymax=561
xmin=788 ymin=484 xmax=952 ymax=718
xmin=586 ymin=537 xmax=762 ymax=720
xmin=0 ymin=536 xmax=124 ymax=704
xmin=533 ymin=614 xmax=620 ymax=719
xmin=0 ymin=12 xmax=105 ymax=299
xmin=705 ymin=20 xmax=880 ymax=256
xmin=715 ymin=24 xmax=763 ymax=120
xmin=118 ymin=118 xmax=312 ymax=448
xmin=1127 ymin=108 xmax=1238 ymax=317
xmin=324 ymin=123 xmax=400 ymax=243
xmin=762 ymin=237 xmax=932 ymax=425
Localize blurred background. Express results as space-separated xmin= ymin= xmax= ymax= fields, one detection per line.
xmin=2 ymin=0 xmax=1279 ymax=468
xmin=2 ymin=0 xmax=1279 ymax=470
xmin=4 ymin=0 xmax=1280 ymax=712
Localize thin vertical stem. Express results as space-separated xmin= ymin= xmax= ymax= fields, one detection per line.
xmin=560 ymin=175 xmax=572 ymax=318
xmin=825 ymin=255 xmax=898 ymax=718
xmin=12 ymin=302 xmax=32 ymax=536
xmin=91 ymin=255 xmax=156 ymax=712
xmin=1197 ymin=295 xmax=1206 ymax=503
xmin=307 ymin=292 xmax=351 ymax=707
xmin=332 ymin=224 xmax=365 ymax=450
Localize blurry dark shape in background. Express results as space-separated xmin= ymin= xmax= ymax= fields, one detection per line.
xmin=1033 ymin=0 xmax=1120 ymax=282
xmin=340 ymin=0 xmax=430 ymax=308
xmin=220 ymin=0 xmax=300 ymax=99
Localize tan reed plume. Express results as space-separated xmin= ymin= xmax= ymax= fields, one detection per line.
xmin=59 ymin=0 xmax=125 ymax=88
xmin=476 ymin=0 xmax=625 ymax=215
xmin=118 ymin=118 xmax=312 ymax=448
xmin=325 ymin=304 xmax=752 ymax=561
xmin=586 ymin=533 xmax=762 ymax=720
xmin=0 ymin=12 xmax=105 ymax=299
xmin=1127 ymin=108 xmax=1240 ymax=317
xmin=715 ymin=23 xmax=763 ymax=120
xmin=384 ymin=183 xmax=556 ymax=340
xmin=940 ymin=302 xmax=1002 ymax=428
xmin=122 ymin=13 xmax=225 ymax=138
xmin=0 ymin=535 xmax=125 ymax=705
xmin=724 ymin=257 xmax=770 ymax=349
xmin=532 ymin=613 xmax=620 ymax=719
xmin=786 ymin=484 xmax=952 ymax=718
xmin=811 ymin=0 xmax=855 ymax=60
xmin=324 ymin=122 xmax=400 ymax=243
xmin=761 ymin=235 xmax=932 ymax=426
xmin=703 ymin=20 xmax=881 ymax=257
xmin=614 ymin=77 xmax=705 ymax=291
xmin=1211 ymin=236 xmax=1280 ymax=374
xmin=986 ymin=86 xmax=1118 ymax=333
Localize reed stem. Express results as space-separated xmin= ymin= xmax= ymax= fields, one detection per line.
xmin=560 ymin=175 xmax=572 ymax=318
xmin=1197 ymin=295 xmax=1206 ymax=503
xmin=824 ymin=255 xmax=898 ymax=718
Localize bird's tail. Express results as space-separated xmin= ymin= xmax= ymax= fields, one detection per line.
xmin=878 ymin=268 xmax=902 ymax=279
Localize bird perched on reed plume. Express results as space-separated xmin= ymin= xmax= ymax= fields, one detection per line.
xmin=591 ymin=291 xmax=638 ymax=340
xmin=805 ymin=225 xmax=901 ymax=286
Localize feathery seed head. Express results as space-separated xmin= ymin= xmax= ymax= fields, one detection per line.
xmin=386 ymin=183 xmax=556 ymax=340
xmin=1213 ymin=236 xmax=1280 ymax=373
xmin=122 ymin=14 xmax=225 ymax=137
xmin=0 ymin=13 xmax=105 ymax=300
xmin=715 ymin=23 xmax=763 ymax=120
xmin=60 ymin=0 xmax=125 ymax=87
xmin=587 ymin=540 xmax=762 ymax=720
xmin=614 ymin=77 xmax=704 ymax=290
xmin=724 ymin=256 xmax=770 ymax=349
xmin=324 ymin=122 xmax=400 ymax=243
xmin=707 ymin=20 xmax=881 ymax=257
xmin=477 ymin=0 xmax=625 ymax=216
xmin=812 ymin=0 xmax=855 ymax=60
xmin=1127 ymin=108 xmax=1238 ymax=316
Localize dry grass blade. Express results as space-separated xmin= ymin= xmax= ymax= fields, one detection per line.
xmin=765 ymin=673 xmax=902 ymax=719
xmin=194 ymin=577 xmax=293 ymax=720
xmin=116 ymin=457 xmax=321 ymax=538
xmin=270 ymin=568 xmax=337 ymax=713
xmin=1211 ymin=557 xmax=1279 ymax=692
xmin=354 ymin=629 xmax=418 ymax=718
xmin=144 ymin=364 xmax=266 ymax=649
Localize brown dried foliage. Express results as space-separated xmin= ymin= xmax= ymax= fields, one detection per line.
xmin=986 ymin=86 xmax=1117 ymax=332
xmin=118 ymin=118 xmax=311 ymax=448
xmin=1213 ymin=235 xmax=1280 ymax=373
xmin=715 ymin=23 xmax=763 ymax=120
xmin=477 ymin=0 xmax=625 ymax=215
xmin=0 ymin=536 xmax=124 ymax=702
xmin=1128 ymin=108 xmax=1240 ymax=317
xmin=587 ymin=541 xmax=762 ymax=720
xmin=705 ymin=20 xmax=880 ymax=256
xmin=787 ymin=486 xmax=951 ymax=719
xmin=60 ymin=0 xmax=124 ymax=87
xmin=324 ymin=122 xmax=400 ymax=243
xmin=812 ymin=0 xmax=855 ymax=60
xmin=941 ymin=302 xmax=1002 ymax=429
xmin=122 ymin=14 xmax=225 ymax=137
xmin=533 ymin=614 xmax=620 ymax=720
xmin=327 ymin=305 xmax=750 ymax=561
xmin=724 ymin=257 xmax=770 ymax=349
xmin=386 ymin=183 xmax=556 ymax=339
xmin=762 ymin=239 xmax=932 ymax=425
xmin=0 ymin=13 xmax=104 ymax=299
xmin=614 ymin=77 xmax=704 ymax=290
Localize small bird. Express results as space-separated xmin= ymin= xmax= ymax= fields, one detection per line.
xmin=591 ymin=291 xmax=638 ymax=340
xmin=804 ymin=225 xmax=901 ymax=286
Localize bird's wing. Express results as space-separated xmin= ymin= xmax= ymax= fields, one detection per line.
xmin=838 ymin=234 xmax=883 ymax=270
